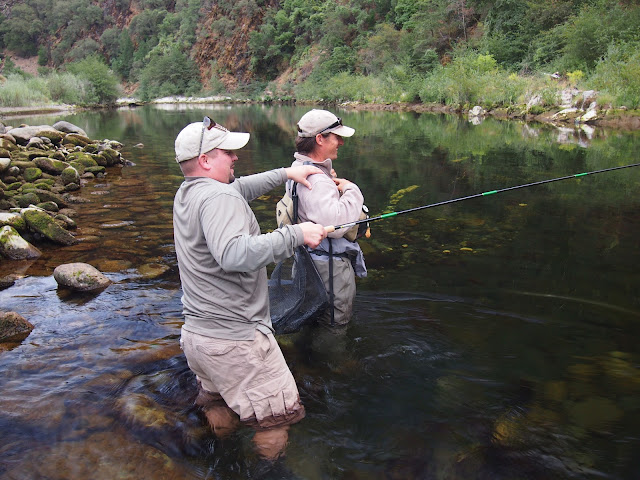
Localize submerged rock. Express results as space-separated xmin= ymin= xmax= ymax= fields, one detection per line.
xmin=0 ymin=311 xmax=34 ymax=342
xmin=53 ymin=262 xmax=111 ymax=291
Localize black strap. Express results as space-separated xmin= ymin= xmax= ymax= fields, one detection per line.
xmin=328 ymin=238 xmax=334 ymax=326
xmin=292 ymin=161 xmax=335 ymax=324
xmin=292 ymin=182 xmax=299 ymax=223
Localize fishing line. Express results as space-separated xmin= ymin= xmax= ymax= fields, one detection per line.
xmin=326 ymin=162 xmax=640 ymax=233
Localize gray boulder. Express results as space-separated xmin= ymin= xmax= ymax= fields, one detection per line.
xmin=7 ymin=125 xmax=59 ymax=146
xmin=53 ymin=262 xmax=111 ymax=291
xmin=52 ymin=121 xmax=88 ymax=137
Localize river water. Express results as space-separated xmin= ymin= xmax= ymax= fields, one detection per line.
xmin=1 ymin=105 xmax=639 ymax=479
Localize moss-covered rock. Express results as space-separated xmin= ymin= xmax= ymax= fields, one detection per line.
xmin=37 ymin=130 xmax=64 ymax=145
xmin=9 ymin=151 xmax=30 ymax=162
xmin=33 ymin=189 xmax=67 ymax=208
xmin=94 ymin=153 xmax=108 ymax=167
xmin=27 ymin=149 xmax=53 ymax=160
xmin=55 ymin=213 xmax=76 ymax=229
xmin=99 ymin=148 xmax=121 ymax=166
xmin=0 ymin=212 xmax=26 ymax=231
xmin=66 ymin=152 xmax=99 ymax=167
xmin=6 ymin=182 xmax=22 ymax=191
xmin=35 ymin=178 xmax=55 ymax=186
xmin=0 ymin=311 xmax=35 ymax=342
xmin=24 ymin=167 xmax=43 ymax=182
xmin=63 ymin=133 xmax=92 ymax=147
xmin=37 ymin=201 xmax=59 ymax=212
xmin=33 ymin=156 xmax=70 ymax=175
xmin=11 ymin=160 xmax=37 ymax=171
xmin=47 ymin=152 xmax=63 ymax=163
xmin=60 ymin=166 xmax=80 ymax=186
xmin=63 ymin=182 xmax=81 ymax=192
xmin=33 ymin=182 xmax=51 ymax=191
xmin=22 ymin=207 xmax=78 ymax=245
xmin=14 ymin=192 xmax=40 ymax=208
xmin=0 ymin=138 xmax=18 ymax=151
xmin=68 ymin=160 xmax=86 ymax=175
xmin=85 ymin=166 xmax=106 ymax=175
xmin=0 ymin=225 xmax=42 ymax=260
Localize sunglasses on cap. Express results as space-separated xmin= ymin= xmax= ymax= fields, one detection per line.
xmin=297 ymin=117 xmax=343 ymax=136
xmin=316 ymin=117 xmax=342 ymax=135
xmin=198 ymin=116 xmax=216 ymax=157
xmin=197 ymin=116 xmax=230 ymax=157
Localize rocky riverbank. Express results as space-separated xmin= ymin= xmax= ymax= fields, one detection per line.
xmin=0 ymin=119 xmax=131 ymax=340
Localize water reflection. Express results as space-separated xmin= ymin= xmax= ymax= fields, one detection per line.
xmin=1 ymin=105 xmax=639 ymax=479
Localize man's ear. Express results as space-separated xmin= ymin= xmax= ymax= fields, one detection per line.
xmin=198 ymin=153 xmax=211 ymax=170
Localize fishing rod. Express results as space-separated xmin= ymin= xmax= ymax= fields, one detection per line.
xmin=325 ymin=162 xmax=640 ymax=233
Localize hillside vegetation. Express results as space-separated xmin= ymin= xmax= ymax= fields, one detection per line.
xmin=0 ymin=0 xmax=639 ymax=112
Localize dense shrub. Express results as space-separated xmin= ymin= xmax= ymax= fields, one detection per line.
xmin=589 ymin=41 xmax=640 ymax=108
xmin=418 ymin=50 xmax=529 ymax=108
xmin=45 ymin=73 xmax=94 ymax=104
xmin=137 ymin=48 xmax=201 ymax=101
xmin=66 ymin=56 xmax=121 ymax=104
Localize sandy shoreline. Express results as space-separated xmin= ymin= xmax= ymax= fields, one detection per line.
xmin=0 ymin=105 xmax=77 ymax=120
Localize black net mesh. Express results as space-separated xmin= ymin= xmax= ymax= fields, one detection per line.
xmin=268 ymin=246 xmax=328 ymax=334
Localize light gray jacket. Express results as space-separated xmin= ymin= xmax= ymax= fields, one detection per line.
xmin=288 ymin=153 xmax=367 ymax=277
xmin=173 ymin=169 xmax=304 ymax=340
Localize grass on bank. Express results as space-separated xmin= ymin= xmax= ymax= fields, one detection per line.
xmin=2 ymin=47 xmax=639 ymax=112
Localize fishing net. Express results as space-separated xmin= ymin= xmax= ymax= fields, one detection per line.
xmin=268 ymin=245 xmax=328 ymax=334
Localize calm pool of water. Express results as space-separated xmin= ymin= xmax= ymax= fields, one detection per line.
xmin=1 ymin=105 xmax=639 ymax=479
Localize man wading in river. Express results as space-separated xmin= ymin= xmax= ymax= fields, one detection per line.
xmin=172 ymin=117 xmax=326 ymax=465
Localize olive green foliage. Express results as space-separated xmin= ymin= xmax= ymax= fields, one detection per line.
xmin=0 ymin=75 xmax=49 ymax=106
xmin=1 ymin=0 xmax=640 ymax=105
xmin=0 ymin=69 xmax=99 ymax=109
xmin=137 ymin=48 xmax=201 ymax=101
xmin=0 ymin=4 xmax=43 ymax=56
xmin=45 ymin=73 xmax=95 ymax=104
xmin=590 ymin=41 xmax=640 ymax=108
xmin=417 ymin=49 xmax=529 ymax=108
xmin=66 ymin=56 xmax=121 ymax=105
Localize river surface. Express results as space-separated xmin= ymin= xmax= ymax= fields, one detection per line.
xmin=1 ymin=105 xmax=639 ymax=479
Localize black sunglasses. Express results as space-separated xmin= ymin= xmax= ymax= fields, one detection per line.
xmin=316 ymin=117 xmax=342 ymax=135
xmin=198 ymin=116 xmax=217 ymax=157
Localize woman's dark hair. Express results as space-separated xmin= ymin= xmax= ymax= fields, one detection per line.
xmin=295 ymin=134 xmax=329 ymax=154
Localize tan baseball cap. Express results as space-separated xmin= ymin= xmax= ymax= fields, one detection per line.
xmin=175 ymin=118 xmax=250 ymax=162
xmin=297 ymin=109 xmax=355 ymax=138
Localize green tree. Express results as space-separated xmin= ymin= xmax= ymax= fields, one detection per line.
xmin=67 ymin=55 xmax=121 ymax=104
xmin=112 ymin=30 xmax=135 ymax=80
xmin=66 ymin=38 xmax=101 ymax=62
xmin=0 ymin=4 xmax=44 ymax=56
xmin=137 ymin=47 xmax=201 ymax=100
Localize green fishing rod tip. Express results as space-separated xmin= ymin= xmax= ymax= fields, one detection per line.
xmin=574 ymin=172 xmax=588 ymax=177
xmin=482 ymin=190 xmax=498 ymax=196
